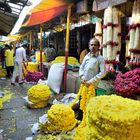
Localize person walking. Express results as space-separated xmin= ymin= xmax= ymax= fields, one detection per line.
xmin=11 ymin=43 xmax=27 ymax=85
xmin=79 ymin=37 xmax=106 ymax=87
xmin=1 ymin=46 xmax=5 ymax=69
xmin=5 ymin=44 xmax=14 ymax=78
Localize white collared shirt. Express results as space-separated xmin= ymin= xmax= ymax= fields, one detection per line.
xmin=14 ymin=47 xmax=27 ymax=62
xmin=79 ymin=52 xmax=106 ymax=87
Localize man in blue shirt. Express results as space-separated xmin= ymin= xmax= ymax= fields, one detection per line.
xmin=79 ymin=37 xmax=106 ymax=87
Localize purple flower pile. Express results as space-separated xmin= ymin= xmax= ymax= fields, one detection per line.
xmin=114 ymin=68 xmax=140 ymax=97
xmin=25 ymin=71 xmax=44 ymax=83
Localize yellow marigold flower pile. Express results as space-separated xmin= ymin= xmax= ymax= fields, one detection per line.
xmin=23 ymin=62 xmax=38 ymax=75
xmin=27 ymin=84 xmax=51 ymax=108
xmin=0 ymin=98 xmax=2 ymax=109
xmin=51 ymin=56 xmax=79 ymax=65
xmin=72 ymin=84 xmax=95 ymax=140
xmin=40 ymin=104 xmax=77 ymax=132
xmin=35 ymin=51 xmax=46 ymax=62
xmin=85 ymin=95 xmax=140 ymax=140
xmin=0 ymin=66 xmax=6 ymax=77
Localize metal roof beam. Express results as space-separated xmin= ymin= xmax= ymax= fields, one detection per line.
xmin=0 ymin=16 xmax=12 ymax=26
xmin=0 ymin=10 xmax=18 ymax=17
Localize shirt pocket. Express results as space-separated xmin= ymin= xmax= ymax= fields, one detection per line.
xmin=88 ymin=59 xmax=98 ymax=71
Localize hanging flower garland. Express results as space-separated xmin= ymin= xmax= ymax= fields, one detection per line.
xmin=70 ymin=84 xmax=96 ymax=140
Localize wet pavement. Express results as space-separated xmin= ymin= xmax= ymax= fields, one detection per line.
xmin=0 ymin=79 xmax=50 ymax=140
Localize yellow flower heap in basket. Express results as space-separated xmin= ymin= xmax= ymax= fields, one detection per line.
xmin=23 ymin=62 xmax=38 ymax=75
xmin=84 ymin=95 xmax=140 ymax=140
xmin=27 ymin=84 xmax=51 ymax=108
xmin=0 ymin=66 xmax=6 ymax=77
xmin=35 ymin=51 xmax=46 ymax=62
xmin=52 ymin=56 xmax=79 ymax=65
xmin=40 ymin=104 xmax=77 ymax=132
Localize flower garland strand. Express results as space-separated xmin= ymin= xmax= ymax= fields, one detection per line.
xmin=72 ymin=84 xmax=96 ymax=140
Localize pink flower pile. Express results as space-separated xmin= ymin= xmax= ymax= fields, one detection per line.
xmin=25 ymin=71 xmax=44 ymax=83
xmin=114 ymin=68 xmax=140 ymax=97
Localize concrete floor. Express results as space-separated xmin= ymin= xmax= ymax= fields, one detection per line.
xmin=0 ymin=79 xmax=51 ymax=140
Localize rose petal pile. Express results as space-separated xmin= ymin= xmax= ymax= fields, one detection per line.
xmin=27 ymin=84 xmax=51 ymax=108
xmin=114 ymin=68 xmax=140 ymax=97
xmin=85 ymin=95 xmax=140 ymax=140
xmin=51 ymin=56 xmax=79 ymax=65
xmin=25 ymin=71 xmax=44 ymax=83
xmin=40 ymin=104 xmax=77 ymax=132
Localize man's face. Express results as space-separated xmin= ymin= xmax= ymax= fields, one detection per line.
xmin=89 ymin=39 xmax=99 ymax=54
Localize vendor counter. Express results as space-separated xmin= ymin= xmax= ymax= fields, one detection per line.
xmin=41 ymin=62 xmax=114 ymax=95
xmin=65 ymin=71 xmax=81 ymax=94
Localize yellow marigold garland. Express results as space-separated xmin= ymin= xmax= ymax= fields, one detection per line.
xmin=71 ymin=83 xmax=96 ymax=140
xmin=27 ymin=84 xmax=51 ymax=108
xmin=40 ymin=104 xmax=77 ymax=132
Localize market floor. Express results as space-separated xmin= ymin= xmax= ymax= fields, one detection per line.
xmin=0 ymin=79 xmax=50 ymax=140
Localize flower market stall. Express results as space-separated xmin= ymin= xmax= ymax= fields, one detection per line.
xmin=7 ymin=0 xmax=140 ymax=139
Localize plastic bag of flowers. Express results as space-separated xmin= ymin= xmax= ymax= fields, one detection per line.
xmin=27 ymin=84 xmax=51 ymax=108
xmin=74 ymin=95 xmax=140 ymax=140
xmin=40 ymin=104 xmax=77 ymax=133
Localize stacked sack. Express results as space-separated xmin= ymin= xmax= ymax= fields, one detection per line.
xmin=40 ymin=104 xmax=77 ymax=132
xmin=27 ymin=84 xmax=51 ymax=108
xmin=85 ymin=95 xmax=140 ymax=140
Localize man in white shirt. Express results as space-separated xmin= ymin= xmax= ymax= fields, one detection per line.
xmin=11 ymin=43 xmax=27 ymax=85
xmin=79 ymin=37 xmax=106 ymax=87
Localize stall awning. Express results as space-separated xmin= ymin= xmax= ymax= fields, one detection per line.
xmin=23 ymin=0 xmax=71 ymax=27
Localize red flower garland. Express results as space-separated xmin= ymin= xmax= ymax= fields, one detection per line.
xmin=129 ymin=49 xmax=140 ymax=54
xmin=105 ymin=60 xmax=120 ymax=64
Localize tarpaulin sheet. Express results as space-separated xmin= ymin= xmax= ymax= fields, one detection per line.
xmin=23 ymin=0 xmax=70 ymax=26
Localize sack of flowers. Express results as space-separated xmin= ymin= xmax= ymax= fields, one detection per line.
xmin=27 ymin=84 xmax=51 ymax=108
xmin=40 ymin=104 xmax=77 ymax=133
xmin=114 ymin=68 xmax=140 ymax=97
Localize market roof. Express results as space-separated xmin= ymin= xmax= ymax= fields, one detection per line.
xmin=0 ymin=0 xmax=31 ymax=36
